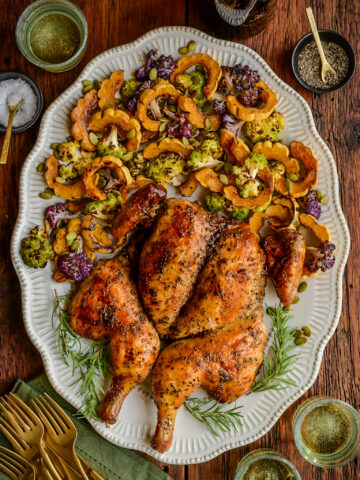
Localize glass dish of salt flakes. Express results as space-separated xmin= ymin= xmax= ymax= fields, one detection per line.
xmin=0 ymin=72 xmax=43 ymax=133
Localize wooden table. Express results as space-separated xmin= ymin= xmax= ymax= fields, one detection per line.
xmin=0 ymin=1 xmax=358 ymax=478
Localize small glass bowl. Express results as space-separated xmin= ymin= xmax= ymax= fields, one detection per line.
xmin=15 ymin=0 xmax=88 ymax=73
xmin=234 ymin=448 xmax=301 ymax=479
xmin=293 ymin=397 xmax=360 ymax=468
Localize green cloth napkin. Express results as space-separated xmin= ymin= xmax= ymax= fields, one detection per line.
xmin=0 ymin=373 xmax=171 ymax=480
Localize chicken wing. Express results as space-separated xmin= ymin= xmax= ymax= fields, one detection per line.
xmin=69 ymin=254 xmax=160 ymax=424
xmin=169 ymin=222 xmax=266 ymax=339
xmin=263 ymin=230 xmax=306 ymax=306
xmin=151 ymin=307 xmax=267 ymax=453
xmin=138 ymin=199 xmax=224 ymax=337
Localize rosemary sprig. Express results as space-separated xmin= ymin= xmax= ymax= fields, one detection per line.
xmin=184 ymin=398 xmax=243 ymax=436
xmin=52 ymin=291 xmax=111 ymax=419
xmin=251 ymin=303 xmax=298 ymax=393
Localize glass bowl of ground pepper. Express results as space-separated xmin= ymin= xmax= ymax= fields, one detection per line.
xmin=292 ymin=30 xmax=356 ymax=93
xmin=16 ymin=0 xmax=88 ymax=73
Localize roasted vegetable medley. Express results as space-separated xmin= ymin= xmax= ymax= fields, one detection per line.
xmin=21 ymin=46 xmax=335 ymax=285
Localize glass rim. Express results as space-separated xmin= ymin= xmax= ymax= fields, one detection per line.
xmin=15 ymin=0 xmax=88 ymax=69
xmin=235 ymin=448 xmax=302 ymax=479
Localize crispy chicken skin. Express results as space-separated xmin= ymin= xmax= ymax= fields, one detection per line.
xmin=138 ymin=199 xmax=224 ymax=337
xmin=69 ymin=254 xmax=160 ymax=424
xmin=169 ymin=223 xmax=266 ymax=339
xmin=263 ymin=230 xmax=306 ymax=306
xmin=151 ymin=307 xmax=267 ymax=453
xmin=112 ymin=183 xmax=167 ymax=239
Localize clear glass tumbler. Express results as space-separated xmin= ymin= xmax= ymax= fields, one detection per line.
xmin=234 ymin=448 xmax=301 ymax=479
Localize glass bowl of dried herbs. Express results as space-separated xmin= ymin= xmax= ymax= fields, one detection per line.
xmin=292 ymin=30 xmax=356 ymax=94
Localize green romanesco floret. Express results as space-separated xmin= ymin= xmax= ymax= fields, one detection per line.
xmin=176 ymin=71 xmax=206 ymax=108
xmin=146 ymin=153 xmax=185 ymax=183
xmin=120 ymin=80 xmax=139 ymax=102
xmin=125 ymin=152 xmax=146 ymax=177
xmin=203 ymin=193 xmax=225 ymax=213
xmin=238 ymin=178 xmax=260 ymax=199
xmin=97 ymin=125 xmax=127 ymax=159
xmin=244 ymin=152 xmax=268 ymax=178
xmin=268 ymin=160 xmax=285 ymax=182
xmin=57 ymin=141 xmax=81 ymax=163
xmin=20 ymin=226 xmax=54 ymax=269
xmin=83 ymin=192 xmax=123 ymax=220
xmin=228 ymin=206 xmax=250 ymax=221
xmin=187 ymin=134 xmax=224 ymax=170
xmin=242 ymin=112 xmax=285 ymax=144
xmin=58 ymin=153 xmax=94 ymax=182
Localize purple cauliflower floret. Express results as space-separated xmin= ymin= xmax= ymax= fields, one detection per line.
xmin=213 ymin=99 xmax=227 ymax=114
xmin=126 ymin=80 xmax=155 ymax=113
xmin=57 ymin=252 xmax=93 ymax=282
xmin=135 ymin=49 xmax=176 ymax=81
xmin=306 ymin=241 xmax=336 ymax=273
xmin=218 ymin=64 xmax=263 ymax=108
xmin=299 ymin=190 xmax=322 ymax=220
xmin=167 ymin=113 xmax=193 ymax=139
xmin=45 ymin=202 xmax=81 ymax=229
xmin=222 ymin=112 xmax=245 ymax=138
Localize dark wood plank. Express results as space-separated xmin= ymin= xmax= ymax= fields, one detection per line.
xmin=188 ymin=0 xmax=360 ymax=479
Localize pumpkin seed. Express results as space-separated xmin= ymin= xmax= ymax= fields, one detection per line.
xmin=292 ymin=296 xmax=300 ymax=304
xmin=127 ymin=129 xmax=136 ymax=139
xmin=102 ymin=104 xmax=113 ymax=112
xmin=187 ymin=41 xmax=196 ymax=52
xmin=89 ymin=132 xmax=98 ymax=145
xmin=71 ymin=240 xmax=80 ymax=251
xmin=287 ymin=173 xmax=300 ymax=182
xmin=92 ymin=79 xmax=101 ymax=89
xmin=298 ymin=281 xmax=308 ymax=293
xmin=302 ymin=326 xmax=312 ymax=337
xmin=168 ymin=97 xmax=177 ymax=105
xmin=56 ymin=219 xmax=63 ymax=228
xmin=182 ymin=136 xmax=190 ymax=147
xmin=39 ymin=192 xmax=53 ymax=200
xmin=205 ymin=118 xmax=212 ymax=129
xmin=219 ymin=174 xmax=229 ymax=185
xmin=97 ymin=177 xmax=106 ymax=189
xmin=294 ymin=336 xmax=307 ymax=346
xmin=122 ymin=152 xmax=133 ymax=162
xmin=178 ymin=47 xmax=188 ymax=55
xmin=95 ymin=132 xmax=103 ymax=138
xmin=98 ymin=168 xmax=107 ymax=176
xmin=50 ymin=143 xmax=60 ymax=151
xmin=224 ymin=162 xmax=233 ymax=174
xmin=214 ymin=163 xmax=224 ymax=173
xmin=159 ymin=122 xmax=167 ymax=133
xmin=159 ymin=117 xmax=170 ymax=123
xmin=157 ymin=133 xmax=167 ymax=143
xmin=82 ymin=85 xmax=93 ymax=94
xmin=285 ymin=178 xmax=292 ymax=192
xmin=168 ymin=104 xmax=177 ymax=113
xmin=320 ymin=195 xmax=329 ymax=205
xmin=66 ymin=231 xmax=77 ymax=245
xmin=91 ymin=152 xmax=97 ymax=159
xmin=149 ymin=68 xmax=158 ymax=81
xmin=44 ymin=187 xmax=54 ymax=195
xmin=202 ymin=101 xmax=212 ymax=115
xmin=66 ymin=135 xmax=74 ymax=142
xmin=82 ymin=79 xmax=93 ymax=87
xmin=56 ymin=177 xmax=66 ymax=184
xmin=114 ymin=98 xmax=121 ymax=105
xmin=316 ymin=190 xmax=323 ymax=201
xmin=293 ymin=329 xmax=303 ymax=338
xmin=195 ymin=65 xmax=205 ymax=72
xmin=36 ymin=163 xmax=44 ymax=173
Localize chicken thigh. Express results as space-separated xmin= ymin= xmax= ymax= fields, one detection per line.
xmin=69 ymin=253 xmax=160 ymax=424
xmin=169 ymin=222 xmax=266 ymax=339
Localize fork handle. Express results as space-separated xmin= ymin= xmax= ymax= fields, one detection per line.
xmin=78 ymin=456 xmax=105 ymax=480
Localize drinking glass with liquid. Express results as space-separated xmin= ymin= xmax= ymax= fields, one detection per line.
xmin=234 ymin=449 xmax=301 ymax=480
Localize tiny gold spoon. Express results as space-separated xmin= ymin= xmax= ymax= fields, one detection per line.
xmin=0 ymin=98 xmax=23 ymax=165
xmin=306 ymin=7 xmax=336 ymax=83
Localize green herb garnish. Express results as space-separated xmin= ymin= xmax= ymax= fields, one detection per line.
xmin=184 ymin=398 xmax=243 ymax=436
xmin=251 ymin=304 xmax=298 ymax=393
xmin=52 ymin=291 xmax=111 ymax=419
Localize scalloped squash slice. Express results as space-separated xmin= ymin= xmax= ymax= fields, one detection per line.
xmin=98 ymin=70 xmax=124 ymax=109
xmin=71 ymin=89 xmax=99 ymax=152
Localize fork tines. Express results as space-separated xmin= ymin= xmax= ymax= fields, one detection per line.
xmin=0 ymin=446 xmax=34 ymax=480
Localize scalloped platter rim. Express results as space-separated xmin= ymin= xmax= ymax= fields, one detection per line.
xmin=11 ymin=27 xmax=350 ymax=464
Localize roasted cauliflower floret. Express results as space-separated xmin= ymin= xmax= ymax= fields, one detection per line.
xmin=228 ymin=206 xmax=250 ymax=221
xmin=58 ymin=152 xmax=94 ymax=182
xmin=242 ymin=112 xmax=285 ymax=144
xmin=187 ymin=133 xmax=224 ymax=170
xmin=244 ymin=152 xmax=268 ymax=178
xmin=97 ymin=125 xmax=127 ymax=159
xmin=268 ymin=160 xmax=286 ymax=182
xmin=20 ymin=226 xmax=54 ymax=269
xmin=238 ymin=178 xmax=261 ymax=198
xmin=146 ymin=152 xmax=186 ymax=184
xmin=57 ymin=141 xmax=81 ymax=163
xmin=175 ymin=71 xmax=206 ymax=108
xmin=83 ymin=192 xmax=123 ymax=220
xmin=120 ymin=79 xmax=139 ymax=102
xmin=203 ymin=192 xmax=225 ymax=213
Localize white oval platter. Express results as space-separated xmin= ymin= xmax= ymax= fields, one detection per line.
xmin=11 ymin=27 xmax=350 ymax=464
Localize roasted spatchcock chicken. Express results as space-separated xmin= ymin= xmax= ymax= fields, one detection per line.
xmin=69 ymin=183 xmax=306 ymax=452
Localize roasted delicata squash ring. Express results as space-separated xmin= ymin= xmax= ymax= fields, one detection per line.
xmin=177 ymin=96 xmax=222 ymax=130
xmin=273 ymin=196 xmax=299 ymax=229
xmin=249 ymin=204 xmax=294 ymax=234
xmin=71 ymin=89 xmax=99 ymax=152
xmin=98 ymin=70 xmax=124 ymax=110
xmin=299 ymin=213 xmax=332 ymax=279
xmin=53 ymin=218 xmax=82 ymax=255
xmin=170 ymin=53 xmax=222 ymax=99
xmin=82 ymin=215 xmax=125 ymax=254
xmin=143 ymin=137 xmax=193 ymax=159
xmin=88 ymin=108 xmax=141 ymax=152
xmin=194 ymin=167 xmax=224 ymax=193
xmin=45 ymin=156 xmax=87 ymax=200
xmin=179 ymin=174 xmax=198 ymax=197
xmin=83 ymin=156 xmax=133 ymax=200
xmin=223 ymin=168 xmax=274 ymax=208
xmin=137 ymin=81 xmax=181 ymax=131
xmin=220 ymin=129 xmax=250 ymax=165
xmin=140 ymin=129 xmax=157 ymax=143
xmin=227 ymin=81 xmax=277 ymax=122
xmin=282 ymin=141 xmax=318 ymax=198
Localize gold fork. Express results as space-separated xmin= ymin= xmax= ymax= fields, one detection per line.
xmin=0 ymin=446 xmax=35 ymax=480
xmin=1 ymin=394 xmax=62 ymax=480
